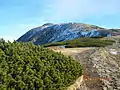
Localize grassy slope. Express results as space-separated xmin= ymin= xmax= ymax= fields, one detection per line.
xmin=44 ymin=37 xmax=115 ymax=48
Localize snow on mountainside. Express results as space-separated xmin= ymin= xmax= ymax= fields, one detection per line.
xmin=17 ymin=22 xmax=120 ymax=45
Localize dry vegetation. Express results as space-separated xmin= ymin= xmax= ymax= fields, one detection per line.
xmin=48 ymin=46 xmax=93 ymax=56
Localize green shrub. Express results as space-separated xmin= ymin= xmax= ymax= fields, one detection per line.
xmin=0 ymin=39 xmax=82 ymax=90
xmin=44 ymin=37 xmax=115 ymax=48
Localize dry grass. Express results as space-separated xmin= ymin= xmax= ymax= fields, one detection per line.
xmin=48 ymin=46 xmax=94 ymax=56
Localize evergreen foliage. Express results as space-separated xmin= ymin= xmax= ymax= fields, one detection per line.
xmin=44 ymin=37 xmax=115 ymax=48
xmin=0 ymin=39 xmax=82 ymax=90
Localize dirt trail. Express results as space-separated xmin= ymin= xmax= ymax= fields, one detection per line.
xmin=74 ymin=49 xmax=103 ymax=90
xmin=49 ymin=47 xmax=103 ymax=90
xmin=49 ymin=46 xmax=120 ymax=90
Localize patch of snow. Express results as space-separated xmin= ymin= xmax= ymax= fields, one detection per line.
xmin=110 ymin=51 xmax=117 ymax=55
xmin=107 ymin=34 xmax=112 ymax=37
xmin=59 ymin=45 xmax=66 ymax=48
xmin=89 ymin=30 xmax=100 ymax=37
xmin=81 ymin=31 xmax=89 ymax=35
xmin=109 ymin=49 xmax=118 ymax=55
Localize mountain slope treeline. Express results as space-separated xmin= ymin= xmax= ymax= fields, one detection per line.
xmin=0 ymin=39 xmax=82 ymax=90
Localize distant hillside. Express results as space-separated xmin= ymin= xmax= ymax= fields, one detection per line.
xmin=17 ymin=23 xmax=120 ymax=45
xmin=44 ymin=37 xmax=115 ymax=48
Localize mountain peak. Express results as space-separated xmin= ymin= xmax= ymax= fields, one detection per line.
xmin=42 ymin=23 xmax=54 ymax=26
xmin=17 ymin=22 xmax=120 ymax=45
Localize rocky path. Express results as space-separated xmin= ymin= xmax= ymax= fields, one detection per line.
xmin=73 ymin=49 xmax=103 ymax=90
xmin=49 ymin=46 xmax=120 ymax=90
xmin=89 ymin=48 xmax=120 ymax=90
xmin=73 ymin=48 xmax=120 ymax=90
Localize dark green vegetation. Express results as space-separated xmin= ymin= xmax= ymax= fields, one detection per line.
xmin=44 ymin=38 xmax=115 ymax=48
xmin=0 ymin=39 xmax=82 ymax=90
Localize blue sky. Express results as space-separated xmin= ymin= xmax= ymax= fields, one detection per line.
xmin=0 ymin=0 xmax=120 ymax=41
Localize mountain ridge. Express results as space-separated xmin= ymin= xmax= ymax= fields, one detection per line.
xmin=17 ymin=22 xmax=120 ymax=45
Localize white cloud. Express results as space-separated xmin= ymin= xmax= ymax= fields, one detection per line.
xmin=45 ymin=0 xmax=120 ymax=20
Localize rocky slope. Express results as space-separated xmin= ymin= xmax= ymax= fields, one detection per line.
xmin=17 ymin=23 xmax=120 ymax=45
